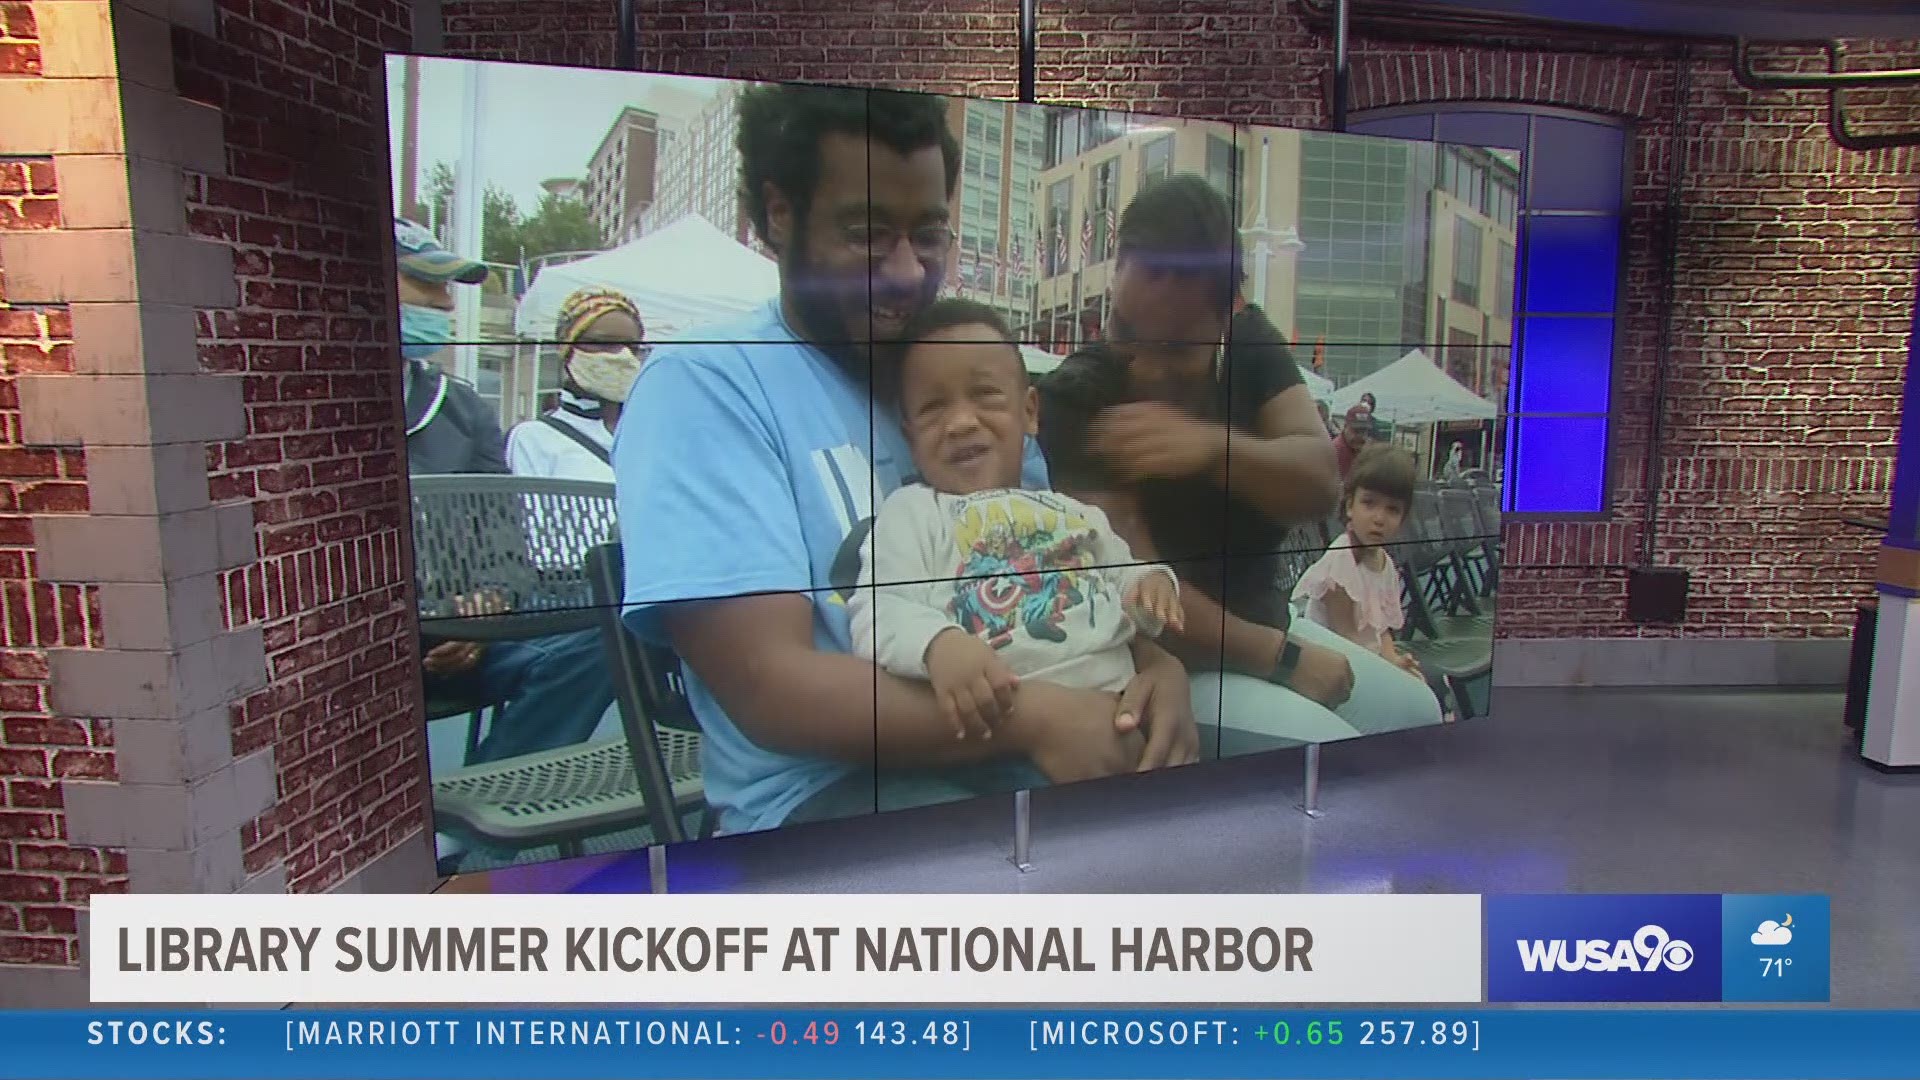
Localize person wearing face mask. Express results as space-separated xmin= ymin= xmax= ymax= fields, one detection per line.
xmin=395 ymin=217 xmax=510 ymax=476
xmin=505 ymin=287 xmax=646 ymax=481
xmin=394 ymin=222 xmax=621 ymax=873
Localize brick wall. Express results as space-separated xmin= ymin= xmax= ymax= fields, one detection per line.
xmin=170 ymin=0 xmax=424 ymax=893
xmin=447 ymin=0 xmax=1918 ymax=641
xmin=0 ymin=1 xmax=124 ymax=972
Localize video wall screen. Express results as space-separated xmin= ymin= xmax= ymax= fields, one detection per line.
xmin=386 ymin=56 xmax=1515 ymax=872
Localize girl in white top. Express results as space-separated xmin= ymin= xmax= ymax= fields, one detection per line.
xmin=1292 ymin=444 xmax=1425 ymax=681
xmin=505 ymin=287 xmax=646 ymax=483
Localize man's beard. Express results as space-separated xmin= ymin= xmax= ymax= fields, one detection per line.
xmin=782 ymin=230 xmax=875 ymax=387
xmin=780 ymin=230 xmax=930 ymax=403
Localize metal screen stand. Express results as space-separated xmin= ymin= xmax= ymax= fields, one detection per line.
xmin=648 ymin=843 xmax=668 ymax=894
xmin=1295 ymin=744 xmax=1325 ymax=818
xmin=1009 ymin=789 xmax=1034 ymax=872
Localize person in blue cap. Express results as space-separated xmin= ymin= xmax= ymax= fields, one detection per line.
xmin=393 ymin=218 xmax=620 ymax=871
xmin=394 ymin=216 xmax=510 ymax=475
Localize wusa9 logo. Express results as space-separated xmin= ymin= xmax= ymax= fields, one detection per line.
xmin=1486 ymin=896 xmax=1722 ymax=1002
xmin=1516 ymin=924 xmax=1695 ymax=973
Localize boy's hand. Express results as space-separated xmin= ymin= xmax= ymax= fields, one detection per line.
xmin=1123 ymin=573 xmax=1184 ymax=635
xmin=924 ymin=628 xmax=1019 ymax=740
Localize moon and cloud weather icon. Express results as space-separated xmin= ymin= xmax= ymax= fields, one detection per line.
xmin=1751 ymin=914 xmax=1794 ymax=946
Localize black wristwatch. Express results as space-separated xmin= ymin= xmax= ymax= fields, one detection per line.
xmin=1269 ymin=637 xmax=1303 ymax=687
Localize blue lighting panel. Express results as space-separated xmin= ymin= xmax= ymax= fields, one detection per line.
xmin=1515 ymin=317 xmax=1614 ymax=416
xmin=1523 ymin=215 xmax=1621 ymax=314
xmin=1509 ymin=415 xmax=1609 ymax=514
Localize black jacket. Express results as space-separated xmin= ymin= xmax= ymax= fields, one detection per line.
xmin=404 ymin=358 xmax=508 ymax=476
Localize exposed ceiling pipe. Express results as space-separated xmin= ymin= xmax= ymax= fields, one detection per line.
xmin=1735 ymin=39 xmax=1920 ymax=151
xmin=615 ymin=0 xmax=635 ymax=69
xmin=1332 ymin=0 xmax=1351 ymax=130
xmin=1019 ymin=0 xmax=1037 ymax=105
xmin=1294 ymin=1 xmax=1920 ymax=150
xmin=1640 ymin=43 xmax=1691 ymax=568
xmin=1732 ymin=38 xmax=1920 ymax=89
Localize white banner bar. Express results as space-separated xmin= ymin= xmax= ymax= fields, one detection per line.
xmin=90 ymin=893 xmax=1483 ymax=1004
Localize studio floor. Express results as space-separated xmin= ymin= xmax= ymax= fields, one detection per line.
xmin=455 ymin=688 xmax=1920 ymax=1007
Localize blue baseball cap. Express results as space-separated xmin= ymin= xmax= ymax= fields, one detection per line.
xmin=394 ymin=217 xmax=487 ymax=284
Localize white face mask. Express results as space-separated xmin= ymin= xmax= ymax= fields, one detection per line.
xmin=567 ymin=348 xmax=644 ymax=403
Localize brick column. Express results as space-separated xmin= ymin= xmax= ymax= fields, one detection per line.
xmin=0 ymin=0 xmax=273 ymax=1005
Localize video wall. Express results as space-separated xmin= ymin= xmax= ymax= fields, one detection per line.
xmin=386 ymin=57 xmax=1514 ymax=873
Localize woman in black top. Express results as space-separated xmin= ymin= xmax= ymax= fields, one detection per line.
xmin=1041 ymin=177 xmax=1442 ymax=749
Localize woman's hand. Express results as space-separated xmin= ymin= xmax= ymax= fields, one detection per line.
xmin=1282 ymin=638 xmax=1355 ymax=709
xmin=1095 ymin=402 xmax=1229 ymax=481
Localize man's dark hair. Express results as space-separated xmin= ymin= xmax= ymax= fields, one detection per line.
xmin=1115 ymin=174 xmax=1246 ymax=314
xmin=736 ymin=84 xmax=961 ymax=247
xmin=1346 ymin=443 xmax=1417 ymax=509
xmin=1037 ymin=346 xmax=1131 ymax=493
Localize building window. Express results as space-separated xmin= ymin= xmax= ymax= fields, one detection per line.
xmin=1205 ymin=134 xmax=1239 ymax=205
xmin=1494 ymin=239 xmax=1515 ymax=319
xmin=1091 ymin=159 xmax=1119 ymax=263
xmin=1293 ymin=132 xmax=1417 ymax=378
xmin=1045 ymin=178 xmax=1072 ymax=277
xmin=1349 ymin=105 xmax=1631 ymax=518
xmin=1452 ymin=216 xmax=1483 ymax=307
xmin=1141 ymin=136 xmax=1173 ymax=185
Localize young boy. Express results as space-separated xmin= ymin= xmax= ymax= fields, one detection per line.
xmin=850 ymin=299 xmax=1182 ymax=742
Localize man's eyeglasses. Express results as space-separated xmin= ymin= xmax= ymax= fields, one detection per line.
xmin=840 ymin=223 xmax=957 ymax=263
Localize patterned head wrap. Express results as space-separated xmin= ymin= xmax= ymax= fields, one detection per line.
xmin=554 ymin=287 xmax=643 ymax=347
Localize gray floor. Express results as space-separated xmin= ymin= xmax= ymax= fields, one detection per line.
xmin=488 ymin=688 xmax=1920 ymax=1006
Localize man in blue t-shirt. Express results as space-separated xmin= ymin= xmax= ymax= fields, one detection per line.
xmin=613 ymin=85 xmax=1198 ymax=835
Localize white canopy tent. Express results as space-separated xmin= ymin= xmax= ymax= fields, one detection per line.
xmin=1328 ymin=348 xmax=1496 ymax=423
xmin=513 ymin=215 xmax=780 ymax=341
xmin=1022 ymin=346 xmax=1066 ymax=376
xmin=1300 ymin=365 xmax=1334 ymax=399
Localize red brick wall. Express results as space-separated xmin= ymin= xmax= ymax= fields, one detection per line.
xmin=0 ymin=0 xmax=37 ymax=76
xmin=0 ymin=1 xmax=124 ymax=969
xmin=171 ymin=0 xmax=424 ymax=893
xmin=446 ymin=0 xmax=1917 ymax=641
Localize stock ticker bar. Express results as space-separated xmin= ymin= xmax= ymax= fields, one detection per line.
xmin=11 ymin=1009 xmax=1920 ymax=1079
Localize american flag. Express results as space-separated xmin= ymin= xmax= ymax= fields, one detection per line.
xmin=1103 ymin=206 xmax=1117 ymax=261
xmin=1009 ymin=239 xmax=1026 ymax=278
xmin=957 ymin=249 xmax=976 ymax=289
xmin=1079 ymin=211 xmax=1093 ymax=267
xmin=1052 ymin=228 xmax=1067 ymax=276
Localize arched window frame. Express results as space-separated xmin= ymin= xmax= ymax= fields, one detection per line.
xmin=1349 ymin=103 xmax=1635 ymax=519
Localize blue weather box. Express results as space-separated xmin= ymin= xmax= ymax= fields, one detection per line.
xmin=1720 ymin=893 xmax=1830 ymax=1003
xmin=1484 ymin=894 xmax=1723 ymax=1002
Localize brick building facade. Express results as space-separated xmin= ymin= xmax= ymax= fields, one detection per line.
xmin=0 ymin=0 xmax=1913 ymax=999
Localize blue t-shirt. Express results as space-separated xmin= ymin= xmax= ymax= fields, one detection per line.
xmin=613 ymin=301 xmax=1048 ymax=834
